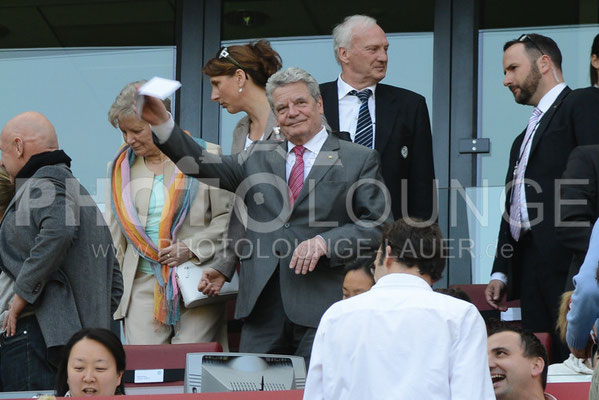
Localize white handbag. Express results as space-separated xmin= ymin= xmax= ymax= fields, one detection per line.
xmin=175 ymin=261 xmax=239 ymax=308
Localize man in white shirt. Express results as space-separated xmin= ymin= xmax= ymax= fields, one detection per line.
xmin=303 ymin=218 xmax=495 ymax=400
xmin=139 ymin=67 xmax=392 ymax=362
xmin=320 ymin=15 xmax=436 ymax=222
xmin=484 ymin=33 xmax=599 ymax=362
xmin=488 ymin=323 xmax=558 ymax=400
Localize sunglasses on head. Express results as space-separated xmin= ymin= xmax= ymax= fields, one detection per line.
xmin=518 ymin=34 xmax=545 ymax=56
xmin=217 ymin=47 xmax=249 ymax=78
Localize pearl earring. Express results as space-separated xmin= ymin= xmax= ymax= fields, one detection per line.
xmin=238 ymin=87 xmax=243 ymax=93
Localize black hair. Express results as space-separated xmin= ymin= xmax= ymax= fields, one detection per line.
xmin=55 ymin=328 xmax=126 ymax=396
xmin=344 ymin=251 xmax=376 ymax=278
xmin=377 ymin=218 xmax=446 ymax=281
xmin=434 ymin=287 xmax=472 ymax=303
xmin=590 ymin=34 xmax=599 ymax=86
xmin=504 ymin=33 xmax=562 ymax=71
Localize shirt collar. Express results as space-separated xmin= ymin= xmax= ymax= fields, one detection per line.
xmin=287 ymin=126 xmax=328 ymax=155
xmin=337 ymin=74 xmax=377 ymax=100
xmin=536 ymin=82 xmax=566 ymax=113
xmin=372 ymin=273 xmax=433 ymax=291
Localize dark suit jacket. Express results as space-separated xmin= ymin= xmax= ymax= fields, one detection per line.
xmin=320 ymin=80 xmax=436 ymax=220
xmin=156 ymin=125 xmax=392 ymax=328
xmin=493 ymin=86 xmax=599 ymax=301
xmin=557 ymin=143 xmax=599 ymax=285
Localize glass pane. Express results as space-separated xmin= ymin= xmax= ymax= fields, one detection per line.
xmin=0 ymin=47 xmax=176 ymax=205
xmin=219 ymin=33 xmax=434 ymax=154
xmin=464 ymin=185 xmax=506 ymax=283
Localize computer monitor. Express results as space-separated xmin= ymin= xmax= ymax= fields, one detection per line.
xmin=185 ymin=352 xmax=306 ymax=393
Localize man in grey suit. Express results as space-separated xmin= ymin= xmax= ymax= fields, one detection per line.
xmin=141 ymin=67 xmax=392 ymax=361
xmin=0 ymin=112 xmax=123 ymax=391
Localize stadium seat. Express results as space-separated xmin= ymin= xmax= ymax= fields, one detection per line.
xmin=533 ymin=332 xmax=552 ymax=365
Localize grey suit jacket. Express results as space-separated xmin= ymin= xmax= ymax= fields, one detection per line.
xmin=156 ymin=125 xmax=392 ymax=328
xmin=0 ymin=164 xmax=123 ymax=347
xmin=218 ymin=111 xmax=278 ymax=278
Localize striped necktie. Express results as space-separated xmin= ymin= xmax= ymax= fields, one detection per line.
xmin=509 ymin=107 xmax=542 ymax=241
xmin=349 ymin=89 xmax=374 ymax=148
xmin=288 ymin=145 xmax=306 ymax=206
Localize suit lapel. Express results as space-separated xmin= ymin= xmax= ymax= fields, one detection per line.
xmin=265 ymin=139 xmax=289 ymax=203
xmin=293 ymin=134 xmax=340 ymax=207
xmin=374 ymin=84 xmax=395 ymax=154
xmin=321 ymin=81 xmax=340 ymax=131
xmin=528 ymin=86 xmax=571 ymax=158
xmin=262 ymin=112 xmax=278 ymax=141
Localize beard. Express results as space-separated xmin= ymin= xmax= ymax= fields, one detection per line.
xmin=513 ymin=62 xmax=542 ymax=105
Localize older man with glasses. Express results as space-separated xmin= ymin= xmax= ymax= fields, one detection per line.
xmin=484 ymin=33 xmax=599 ymax=363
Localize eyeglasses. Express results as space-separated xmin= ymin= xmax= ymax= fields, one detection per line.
xmin=518 ymin=34 xmax=545 ymax=56
xmin=218 ymin=47 xmax=247 ymax=72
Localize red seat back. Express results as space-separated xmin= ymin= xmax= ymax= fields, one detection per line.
xmin=124 ymin=342 xmax=223 ymax=387
xmin=448 ymin=284 xmax=520 ymax=311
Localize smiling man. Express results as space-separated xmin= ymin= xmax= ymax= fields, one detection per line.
xmin=488 ymin=323 xmax=556 ymax=400
xmin=140 ymin=67 xmax=392 ymax=363
xmin=320 ymin=15 xmax=436 ymax=222
xmin=485 ymin=34 xmax=599 ymax=362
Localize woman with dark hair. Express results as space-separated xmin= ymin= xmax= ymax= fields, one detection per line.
xmin=590 ymin=33 xmax=599 ymax=87
xmin=199 ymin=40 xmax=283 ymax=296
xmin=203 ymin=40 xmax=283 ymax=153
xmin=55 ymin=328 xmax=126 ymax=397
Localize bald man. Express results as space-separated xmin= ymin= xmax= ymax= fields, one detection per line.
xmin=0 ymin=112 xmax=123 ymax=391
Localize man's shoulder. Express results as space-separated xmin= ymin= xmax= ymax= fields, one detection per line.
xmin=571 ymin=144 xmax=599 ymax=159
xmin=566 ymin=86 xmax=599 ymax=102
xmin=376 ymin=83 xmax=426 ymax=103
xmin=31 ymin=163 xmax=74 ymax=183
xmin=336 ymin=136 xmax=379 ymax=158
xmin=320 ymin=80 xmax=337 ymax=89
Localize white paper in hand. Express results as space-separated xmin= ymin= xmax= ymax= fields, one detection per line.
xmin=136 ymin=77 xmax=181 ymax=117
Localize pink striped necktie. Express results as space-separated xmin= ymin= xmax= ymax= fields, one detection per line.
xmin=509 ymin=107 xmax=542 ymax=241
xmin=288 ymin=145 xmax=306 ymax=206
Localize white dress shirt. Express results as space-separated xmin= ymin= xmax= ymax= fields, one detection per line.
xmin=337 ymin=75 xmax=377 ymax=145
xmin=491 ymin=82 xmax=567 ymax=285
xmin=285 ymin=127 xmax=327 ymax=182
xmin=304 ymin=273 xmax=495 ymax=400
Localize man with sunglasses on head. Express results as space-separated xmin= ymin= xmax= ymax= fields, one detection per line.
xmin=485 ymin=33 xmax=599 ymax=363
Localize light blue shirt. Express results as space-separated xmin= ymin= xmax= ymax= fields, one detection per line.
xmin=567 ymin=219 xmax=599 ymax=350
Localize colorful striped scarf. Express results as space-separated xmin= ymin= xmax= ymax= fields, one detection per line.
xmin=110 ymin=139 xmax=202 ymax=326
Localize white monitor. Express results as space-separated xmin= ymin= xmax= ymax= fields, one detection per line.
xmin=185 ymin=352 xmax=306 ymax=393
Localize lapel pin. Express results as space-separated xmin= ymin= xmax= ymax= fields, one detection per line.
xmin=328 ymin=155 xmax=333 ymax=159
xmin=401 ymin=146 xmax=408 ymax=159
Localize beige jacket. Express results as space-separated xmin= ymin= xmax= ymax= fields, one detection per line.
xmin=106 ymin=142 xmax=231 ymax=319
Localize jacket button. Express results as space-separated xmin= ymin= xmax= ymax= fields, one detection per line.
xmin=284 ymin=223 xmax=290 ymax=228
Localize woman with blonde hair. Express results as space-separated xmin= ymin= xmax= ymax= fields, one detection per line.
xmin=106 ymin=81 xmax=231 ymax=346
